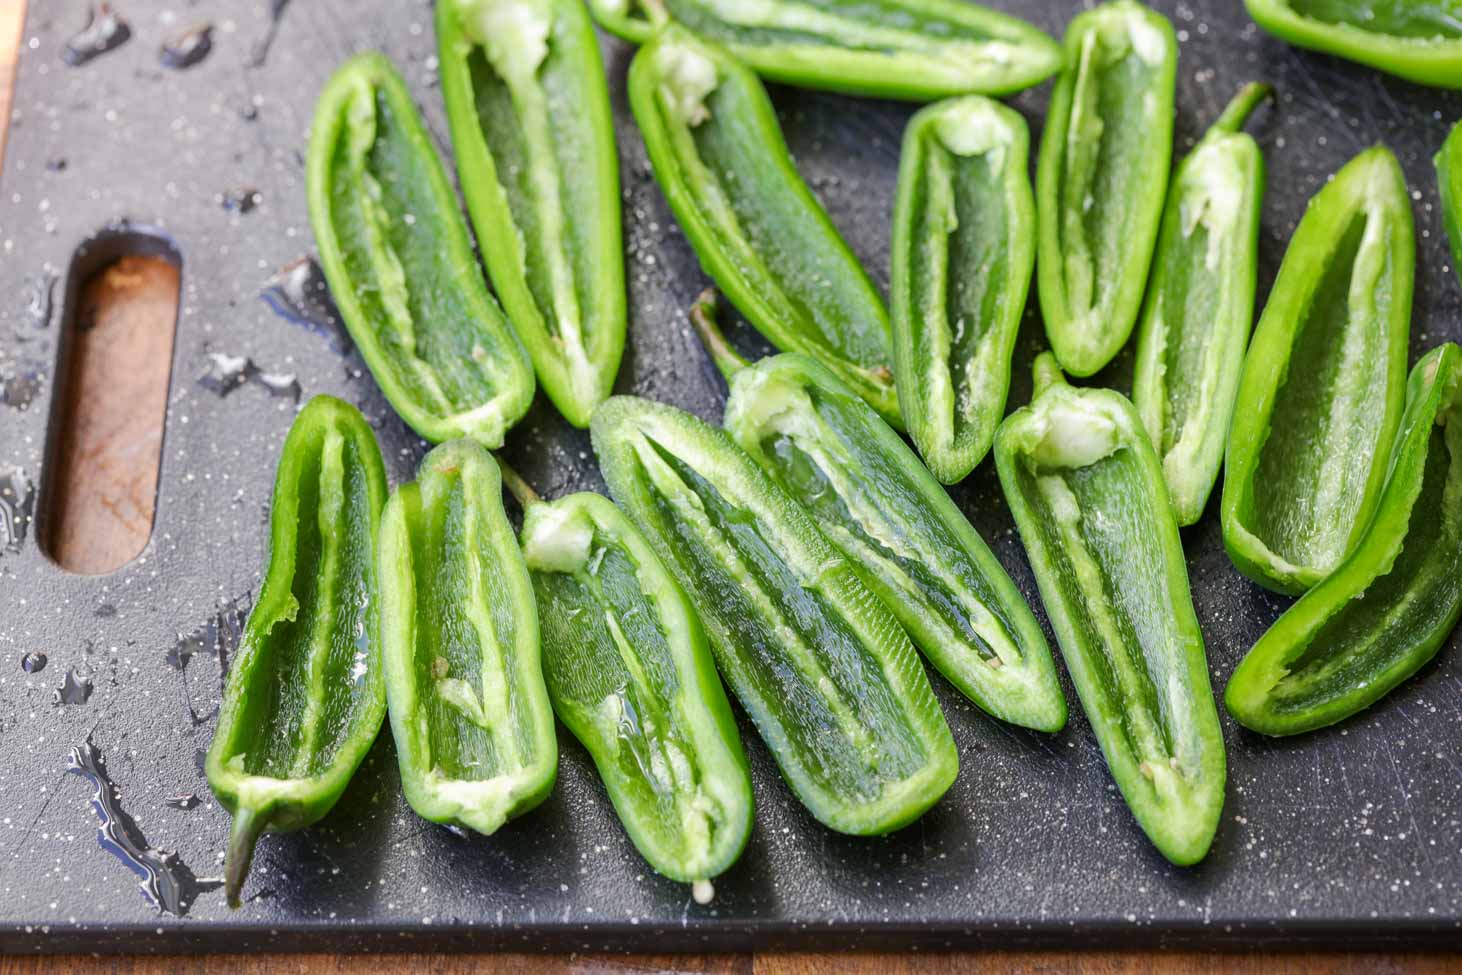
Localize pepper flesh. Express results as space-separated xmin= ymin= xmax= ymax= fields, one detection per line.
xmin=518 ymin=487 xmax=753 ymax=890
xmin=378 ymin=440 xmax=557 ymax=835
xmin=206 ymin=395 xmax=389 ymax=907
xmin=1132 ymin=82 xmax=1272 ymax=527
xmin=307 ymin=52 xmax=534 ymax=448
xmin=587 ymin=0 xmax=1062 ymax=100
xmin=890 ymin=96 xmax=1035 ymax=484
xmin=994 ymin=355 xmax=1225 ymax=865
xmin=1435 ymin=118 xmax=1462 ymax=292
xmin=628 ymin=27 xmax=901 ymax=427
xmin=1227 ymin=343 xmax=1462 ymax=735
xmin=1245 ymin=0 xmax=1462 ymax=89
xmin=690 ymin=295 xmax=1065 ymax=732
xmin=592 ymin=395 xmax=958 ymax=834
xmin=437 ymin=0 xmax=625 ymax=429
xmin=1222 ymin=145 xmax=1413 ymax=595
xmin=1036 ymin=0 xmax=1177 ymax=378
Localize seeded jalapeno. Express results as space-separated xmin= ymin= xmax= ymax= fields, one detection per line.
xmin=437 ymin=0 xmax=626 ymax=429
xmin=994 ymin=355 xmax=1226 ymax=865
xmin=503 ymin=469 xmax=752 ymax=897
xmin=588 ymin=0 xmax=1062 ymax=101
xmin=1436 ymin=119 xmax=1462 ymax=291
xmin=592 ymin=395 xmax=958 ymax=834
xmin=628 ymin=27 xmax=901 ymax=427
xmin=890 ymin=96 xmax=1035 ymax=484
xmin=206 ymin=395 xmax=389 ymax=908
xmin=1036 ymin=0 xmax=1177 ymax=378
xmin=1245 ymin=0 xmax=1462 ymax=89
xmin=308 ymin=52 xmax=534 ymax=448
xmin=378 ymin=440 xmax=557 ymax=835
xmin=1228 ymin=344 xmax=1462 ymax=736
xmin=1132 ymin=82 xmax=1272 ymax=527
xmin=690 ymin=293 xmax=1065 ymax=732
xmin=1222 ymin=145 xmax=1414 ymax=595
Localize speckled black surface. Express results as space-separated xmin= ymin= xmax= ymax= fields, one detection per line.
xmin=0 ymin=0 xmax=1459 ymax=954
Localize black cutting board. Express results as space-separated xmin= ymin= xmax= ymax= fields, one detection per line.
xmin=0 ymin=0 xmax=1458 ymax=953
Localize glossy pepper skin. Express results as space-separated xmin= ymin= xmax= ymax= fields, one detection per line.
xmin=1245 ymin=0 xmax=1462 ymax=89
xmin=378 ymin=440 xmax=557 ymax=835
xmin=995 ymin=355 xmax=1225 ymax=865
xmin=890 ymin=96 xmax=1035 ymax=484
xmin=1132 ymin=82 xmax=1272 ymax=527
xmin=307 ymin=52 xmax=534 ymax=448
xmin=206 ymin=395 xmax=389 ymax=907
xmin=628 ymin=27 xmax=901 ymax=427
xmin=437 ymin=0 xmax=626 ymax=429
xmin=1227 ymin=343 xmax=1462 ymax=736
xmin=591 ymin=395 xmax=958 ymax=834
xmin=587 ymin=0 xmax=1062 ymax=101
xmin=514 ymin=482 xmax=753 ymax=893
xmin=1435 ymin=119 xmax=1462 ymax=292
xmin=1036 ymin=0 xmax=1177 ymax=378
xmin=1222 ymin=145 xmax=1413 ymax=595
xmin=691 ymin=293 xmax=1066 ymax=733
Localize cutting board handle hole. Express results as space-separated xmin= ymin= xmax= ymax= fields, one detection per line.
xmin=38 ymin=227 xmax=181 ymax=576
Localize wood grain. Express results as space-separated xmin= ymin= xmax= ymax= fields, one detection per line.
xmin=0 ymin=2 xmax=1455 ymax=973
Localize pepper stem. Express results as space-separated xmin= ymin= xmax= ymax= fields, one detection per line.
xmin=497 ymin=459 xmax=541 ymax=509
xmin=688 ymin=288 xmax=750 ymax=382
xmin=639 ymin=0 xmax=670 ymax=28
xmin=1212 ymin=81 xmax=1274 ymax=135
xmin=1032 ymin=352 xmax=1067 ymax=396
xmin=224 ymin=806 xmax=265 ymax=909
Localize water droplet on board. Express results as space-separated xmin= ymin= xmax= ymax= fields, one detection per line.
xmin=0 ymin=467 xmax=35 ymax=555
xmin=164 ymin=793 xmax=200 ymax=811
xmin=68 ymin=740 xmax=222 ymax=915
xmin=46 ymin=158 xmax=67 ymax=173
xmin=0 ymin=367 xmax=43 ymax=411
xmin=259 ymin=256 xmax=352 ymax=353
xmin=159 ymin=23 xmax=213 ymax=70
xmin=20 ymin=652 xmax=47 ymax=674
xmin=23 ymin=272 xmax=56 ymax=330
xmin=95 ymin=603 xmax=118 ymax=619
xmin=197 ymin=352 xmax=300 ymax=403
xmin=167 ymin=598 xmax=250 ymax=680
xmin=248 ymin=0 xmax=292 ymax=67
xmin=62 ymin=5 xmax=132 ymax=67
xmin=220 ymin=187 xmax=260 ymax=214
xmin=53 ymin=667 xmax=94 ymax=706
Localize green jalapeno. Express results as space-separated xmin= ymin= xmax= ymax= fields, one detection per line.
xmin=628 ymin=27 xmax=901 ymax=427
xmin=1245 ymin=0 xmax=1462 ymax=89
xmin=1222 ymin=145 xmax=1413 ymax=595
xmin=308 ymin=52 xmax=534 ymax=448
xmin=1036 ymin=0 xmax=1177 ymax=378
xmin=503 ymin=469 xmax=752 ymax=898
xmin=437 ymin=0 xmax=626 ymax=429
xmin=1435 ymin=119 xmax=1462 ymax=291
xmin=378 ymin=440 xmax=557 ymax=835
xmin=592 ymin=395 xmax=958 ymax=834
xmin=587 ymin=0 xmax=1062 ymax=101
xmin=206 ymin=395 xmax=389 ymax=908
xmin=1227 ymin=343 xmax=1462 ymax=736
xmin=994 ymin=355 xmax=1225 ymax=865
xmin=890 ymin=96 xmax=1035 ymax=484
xmin=1132 ymin=82 xmax=1272 ymax=527
xmin=690 ymin=292 xmax=1065 ymax=732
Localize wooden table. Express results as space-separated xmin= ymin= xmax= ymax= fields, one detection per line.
xmin=0 ymin=3 xmax=1452 ymax=972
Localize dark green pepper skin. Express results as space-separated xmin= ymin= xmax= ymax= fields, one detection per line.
xmin=437 ymin=0 xmax=626 ymax=429
xmin=627 ymin=28 xmax=902 ymax=427
xmin=890 ymin=96 xmax=1035 ymax=484
xmin=206 ymin=395 xmax=389 ymax=908
xmin=378 ymin=440 xmax=557 ymax=835
xmin=994 ymin=355 xmax=1225 ymax=865
xmin=519 ymin=490 xmax=753 ymax=893
xmin=307 ymin=52 xmax=534 ymax=448
xmin=1222 ymin=145 xmax=1413 ymax=595
xmin=1132 ymin=82 xmax=1272 ymax=527
xmin=592 ymin=395 xmax=958 ymax=834
xmin=1227 ymin=343 xmax=1462 ymax=736
xmin=690 ymin=295 xmax=1065 ymax=732
xmin=1436 ymin=119 xmax=1462 ymax=292
xmin=1036 ymin=0 xmax=1177 ymax=378
xmin=1245 ymin=0 xmax=1462 ymax=89
xmin=588 ymin=0 xmax=1062 ymax=101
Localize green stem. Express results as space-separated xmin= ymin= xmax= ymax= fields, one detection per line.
xmin=1032 ymin=352 xmax=1067 ymax=396
xmin=224 ymin=807 xmax=265 ymax=909
xmin=688 ymin=288 xmax=750 ymax=382
xmin=640 ymin=0 xmax=670 ymax=28
xmin=497 ymin=458 xmax=542 ymax=508
xmin=1212 ymin=81 xmax=1274 ymax=135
